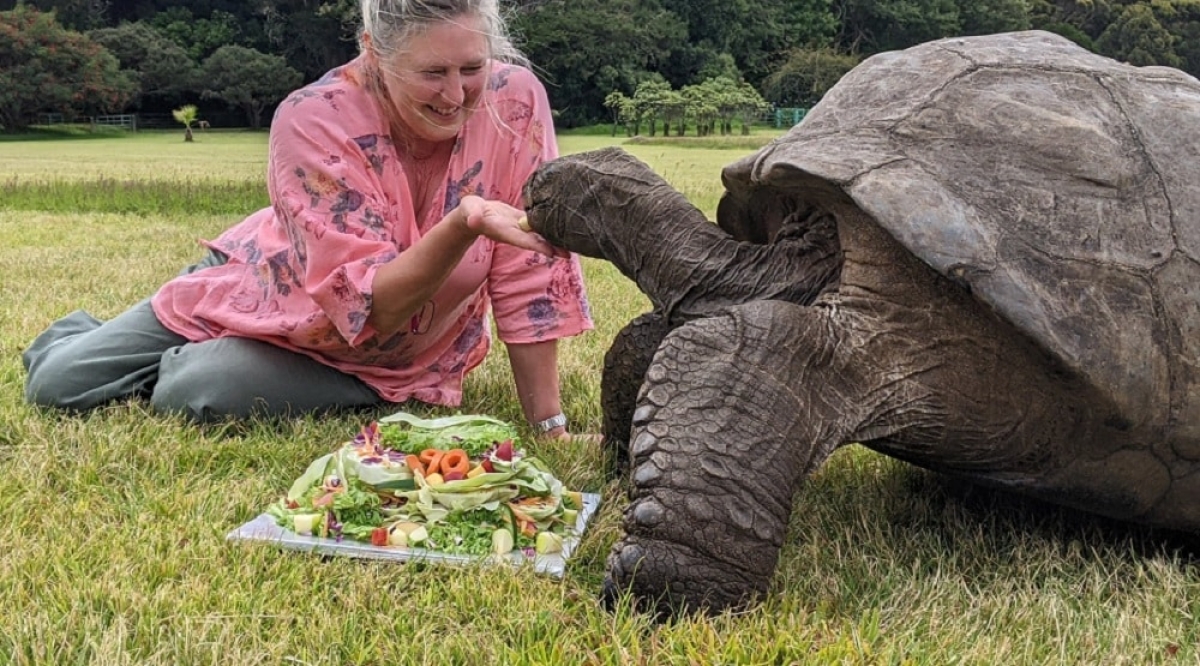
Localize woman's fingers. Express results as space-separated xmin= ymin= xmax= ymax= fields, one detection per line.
xmin=459 ymin=198 xmax=567 ymax=258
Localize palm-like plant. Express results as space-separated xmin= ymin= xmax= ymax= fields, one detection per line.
xmin=172 ymin=104 xmax=199 ymax=142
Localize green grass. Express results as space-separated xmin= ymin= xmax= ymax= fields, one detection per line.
xmin=0 ymin=178 xmax=268 ymax=216
xmin=2 ymin=131 xmax=1199 ymax=664
xmin=623 ymin=133 xmax=781 ymax=151
xmin=0 ymin=124 xmax=133 ymax=141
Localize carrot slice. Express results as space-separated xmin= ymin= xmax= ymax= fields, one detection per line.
xmin=440 ymin=448 xmax=470 ymax=476
xmin=404 ymin=454 xmax=426 ymax=477
xmin=418 ymin=448 xmax=443 ymax=477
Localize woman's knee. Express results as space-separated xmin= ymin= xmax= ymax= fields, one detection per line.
xmin=25 ymin=365 xmax=84 ymax=410
xmin=23 ymin=308 xmax=166 ymax=411
xmin=25 ymin=348 xmax=75 ymax=409
xmin=22 ymin=311 xmax=99 ymax=406
xmin=151 ymin=340 xmax=267 ymax=421
xmin=150 ymin=337 xmax=380 ymax=422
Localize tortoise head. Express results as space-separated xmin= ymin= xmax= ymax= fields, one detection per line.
xmin=522 ymin=147 xmax=698 ymax=258
xmin=716 ymin=153 xmax=792 ymax=244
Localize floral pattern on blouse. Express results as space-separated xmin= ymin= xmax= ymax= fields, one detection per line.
xmin=151 ymin=58 xmax=592 ymax=406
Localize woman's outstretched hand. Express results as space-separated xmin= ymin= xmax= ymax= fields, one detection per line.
xmin=458 ymin=195 xmax=566 ymax=258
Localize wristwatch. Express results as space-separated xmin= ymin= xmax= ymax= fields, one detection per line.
xmin=533 ymin=413 xmax=567 ymax=434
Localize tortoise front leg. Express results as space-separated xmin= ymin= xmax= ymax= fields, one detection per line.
xmin=603 ymin=300 xmax=852 ymax=616
xmin=601 ymin=311 xmax=674 ymax=479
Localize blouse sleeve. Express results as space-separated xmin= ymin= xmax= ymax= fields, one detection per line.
xmin=266 ymin=87 xmax=405 ymax=347
xmin=486 ymin=67 xmax=594 ymax=343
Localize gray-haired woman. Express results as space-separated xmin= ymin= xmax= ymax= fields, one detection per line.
xmin=24 ymin=0 xmax=593 ymax=438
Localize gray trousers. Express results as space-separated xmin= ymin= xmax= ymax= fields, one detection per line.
xmin=22 ymin=250 xmax=385 ymax=422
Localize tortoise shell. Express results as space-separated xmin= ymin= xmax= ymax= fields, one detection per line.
xmin=720 ymin=31 xmax=1200 ymax=453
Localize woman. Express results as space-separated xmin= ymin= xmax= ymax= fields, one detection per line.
xmin=23 ymin=0 xmax=593 ymax=437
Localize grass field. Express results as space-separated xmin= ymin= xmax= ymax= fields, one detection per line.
xmin=2 ymin=129 xmax=1198 ymax=665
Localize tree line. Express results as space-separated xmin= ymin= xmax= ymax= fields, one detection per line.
xmin=3 ymin=0 xmax=1199 ymax=131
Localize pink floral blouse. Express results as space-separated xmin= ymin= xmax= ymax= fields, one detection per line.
xmin=151 ymin=57 xmax=593 ymax=405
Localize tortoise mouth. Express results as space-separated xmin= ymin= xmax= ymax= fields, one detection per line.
xmin=520 ymin=170 xmax=548 ymax=221
xmin=521 ymin=191 xmax=547 ymax=229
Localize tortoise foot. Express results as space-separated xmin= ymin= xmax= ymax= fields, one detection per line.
xmin=602 ymin=534 xmax=770 ymax=618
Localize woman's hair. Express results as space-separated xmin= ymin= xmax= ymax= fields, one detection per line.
xmin=360 ymin=0 xmax=526 ymax=67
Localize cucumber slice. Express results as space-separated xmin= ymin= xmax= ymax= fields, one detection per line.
xmin=492 ymin=528 xmax=514 ymax=555
xmin=535 ymin=531 xmax=564 ymax=554
xmin=293 ymin=513 xmax=321 ymax=535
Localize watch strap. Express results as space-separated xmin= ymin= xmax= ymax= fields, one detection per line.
xmin=533 ymin=413 xmax=567 ymax=433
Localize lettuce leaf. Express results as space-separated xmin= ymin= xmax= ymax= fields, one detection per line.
xmin=377 ymin=412 xmax=518 ymax=457
xmin=336 ymin=445 xmax=413 ymax=489
xmin=286 ymin=453 xmax=333 ymax=502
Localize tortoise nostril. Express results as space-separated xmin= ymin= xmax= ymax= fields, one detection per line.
xmin=536 ymin=160 xmax=560 ymax=182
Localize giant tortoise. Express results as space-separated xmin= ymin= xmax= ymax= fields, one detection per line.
xmin=523 ymin=30 xmax=1200 ymax=615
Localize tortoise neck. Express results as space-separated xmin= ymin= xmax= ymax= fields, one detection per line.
xmin=830 ymin=205 xmax=948 ymax=309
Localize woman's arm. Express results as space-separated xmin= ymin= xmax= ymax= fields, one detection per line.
xmin=507 ymin=339 xmax=568 ymax=438
xmin=367 ymin=196 xmax=561 ymax=335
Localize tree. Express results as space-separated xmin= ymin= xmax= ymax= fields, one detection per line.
xmin=1096 ymin=3 xmax=1183 ymax=67
xmin=659 ymin=0 xmax=837 ymax=89
xmin=149 ymin=6 xmax=240 ymax=62
xmin=632 ymin=77 xmax=673 ymax=137
xmin=696 ymin=51 xmax=742 ymax=82
xmin=0 ymin=5 xmax=134 ymax=131
xmin=659 ymin=89 xmax=688 ymax=136
xmin=19 ymin=0 xmax=109 ymax=31
xmin=762 ymin=47 xmax=861 ymax=108
xmin=834 ymin=0 xmax=962 ymax=54
xmin=172 ymin=103 xmax=198 ymax=141
xmin=200 ymin=44 xmax=301 ymax=129
xmin=259 ymin=0 xmax=358 ymax=81
xmin=511 ymin=0 xmax=687 ymax=127
xmin=88 ymin=21 xmax=198 ymax=109
xmin=680 ymin=83 xmax=719 ymax=136
xmin=603 ymin=90 xmax=636 ymax=136
xmin=1030 ymin=0 xmax=1117 ymax=44
xmin=1157 ymin=0 xmax=1200 ymax=77
xmin=957 ymin=0 xmax=1033 ymax=35
xmin=695 ymin=76 xmax=768 ymax=135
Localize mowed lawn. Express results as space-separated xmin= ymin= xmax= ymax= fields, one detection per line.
xmin=2 ymin=129 xmax=1199 ymax=665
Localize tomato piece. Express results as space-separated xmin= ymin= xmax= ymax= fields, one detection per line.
xmin=370 ymin=527 xmax=389 ymax=547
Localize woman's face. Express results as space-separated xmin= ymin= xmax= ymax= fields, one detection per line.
xmin=379 ymin=16 xmax=491 ymax=145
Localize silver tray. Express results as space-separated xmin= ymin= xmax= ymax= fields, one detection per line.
xmin=227 ymin=492 xmax=602 ymax=578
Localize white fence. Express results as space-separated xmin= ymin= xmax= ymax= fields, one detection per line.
xmin=90 ymin=114 xmax=138 ymax=131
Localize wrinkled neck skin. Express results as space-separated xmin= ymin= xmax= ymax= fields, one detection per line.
xmin=524 ymin=148 xmax=841 ymax=322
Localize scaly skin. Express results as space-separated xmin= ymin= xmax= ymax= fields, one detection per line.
xmin=523 ymin=147 xmax=840 ymax=324
xmin=525 ymin=147 xmax=841 ymax=481
xmin=597 ymin=201 xmax=1141 ymax=616
xmin=600 ymin=312 xmax=672 ymax=476
xmin=602 ymin=301 xmax=846 ymax=616
xmin=522 ymin=148 xmax=846 ymax=615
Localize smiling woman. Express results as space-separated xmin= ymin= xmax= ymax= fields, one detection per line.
xmin=21 ymin=0 xmax=594 ymax=437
